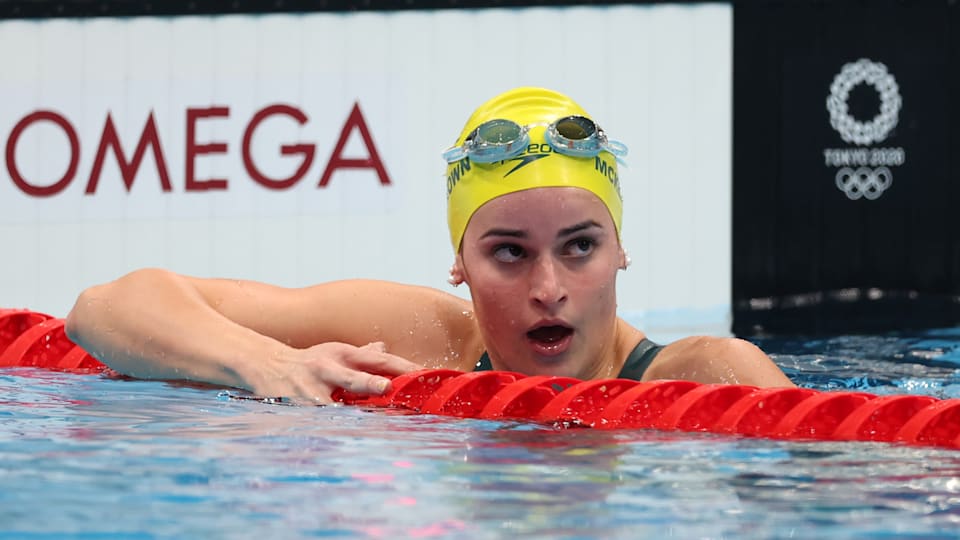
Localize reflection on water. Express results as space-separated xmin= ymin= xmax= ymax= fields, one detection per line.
xmin=0 ymin=328 xmax=959 ymax=538
xmin=755 ymin=327 xmax=960 ymax=397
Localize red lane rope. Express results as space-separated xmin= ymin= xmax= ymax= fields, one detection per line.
xmin=0 ymin=309 xmax=106 ymax=373
xmin=2 ymin=308 xmax=959 ymax=449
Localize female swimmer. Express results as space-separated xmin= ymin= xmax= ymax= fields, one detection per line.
xmin=65 ymin=87 xmax=793 ymax=402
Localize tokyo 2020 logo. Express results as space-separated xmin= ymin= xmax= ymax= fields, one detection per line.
xmin=823 ymin=59 xmax=905 ymax=201
xmin=827 ymin=59 xmax=901 ymax=145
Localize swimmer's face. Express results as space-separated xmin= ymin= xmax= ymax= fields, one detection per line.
xmin=455 ymin=186 xmax=625 ymax=379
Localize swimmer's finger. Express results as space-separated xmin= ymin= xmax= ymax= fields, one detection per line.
xmin=349 ymin=343 xmax=421 ymax=375
xmin=331 ymin=366 xmax=392 ymax=396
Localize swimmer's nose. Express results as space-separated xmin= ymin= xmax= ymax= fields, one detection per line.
xmin=529 ymin=257 xmax=567 ymax=308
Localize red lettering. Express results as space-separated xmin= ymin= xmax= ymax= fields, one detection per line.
xmin=5 ymin=110 xmax=80 ymax=197
xmin=318 ymin=102 xmax=391 ymax=187
xmin=8 ymin=102 xmax=394 ymax=198
xmin=185 ymin=107 xmax=229 ymax=191
xmin=242 ymin=104 xmax=316 ymax=190
xmin=86 ymin=112 xmax=172 ymax=194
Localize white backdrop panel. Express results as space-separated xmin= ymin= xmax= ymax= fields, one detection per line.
xmin=0 ymin=5 xmax=732 ymax=339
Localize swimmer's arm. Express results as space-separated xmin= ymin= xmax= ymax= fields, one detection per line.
xmin=65 ymin=269 xmax=479 ymax=394
xmin=65 ymin=268 xmax=286 ymax=388
xmin=643 ymin=336 xmax=795 ymax=388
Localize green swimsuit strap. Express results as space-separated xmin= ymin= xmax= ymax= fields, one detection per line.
xmin=472 ymin=338 xmax=664 ymax=380
xmin=474 ymin=351 xmax=494 ymax=371
xmin=616 ymin=338 xmax=664 ymax=381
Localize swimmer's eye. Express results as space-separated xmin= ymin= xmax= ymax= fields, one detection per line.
xmin=564 ymin=237 xmax=596 ymax=257
xmin=492 ymin=244 xmax=525 ymax=263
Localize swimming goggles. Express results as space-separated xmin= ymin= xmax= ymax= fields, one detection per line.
xmin=442 ymin=116 xmax=628 ymax=164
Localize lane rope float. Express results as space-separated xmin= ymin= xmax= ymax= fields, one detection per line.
xmin=0 ymin=309 xmax=104 ymax=372
xmin=2 ymin=308 xmax=959 ymax=449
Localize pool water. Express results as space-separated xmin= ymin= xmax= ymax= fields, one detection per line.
xmin=2 ymin=330 xmax=960 ymax=539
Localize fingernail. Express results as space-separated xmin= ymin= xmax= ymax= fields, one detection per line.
xmin=375 ymin=378 xmax=389 ymax=394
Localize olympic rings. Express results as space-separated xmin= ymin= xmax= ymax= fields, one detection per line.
xmin=835 ymin=166 xmax=893 ymax=200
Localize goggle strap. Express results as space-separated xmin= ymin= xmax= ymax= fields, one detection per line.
xmin=604 ymin=140 xmax=629 ymax=158
xmin=442 ymin=146 xmax=468 ymax=163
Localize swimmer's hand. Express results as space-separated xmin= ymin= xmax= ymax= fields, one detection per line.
xmin=250 ymin=341 xmax=421 ymax=405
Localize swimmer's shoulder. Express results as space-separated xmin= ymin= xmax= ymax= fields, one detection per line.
xmin=638 ymin=334 xmax=794 ymax=387
xmin=419 ymin=285 xmax=485 ymax=371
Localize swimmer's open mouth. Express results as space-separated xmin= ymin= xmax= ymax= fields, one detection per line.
xmin=526 ymin=325 xmax=573 ymax=343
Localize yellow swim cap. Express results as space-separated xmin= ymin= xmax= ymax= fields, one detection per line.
xmin=445 ymin=87 xmax=623 ymax=251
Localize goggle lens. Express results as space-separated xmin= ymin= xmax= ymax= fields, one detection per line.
xmin=475 ymin=119 xmax=522 ymax=144
xmin=554 ymin=116 xmax=596 ymax=141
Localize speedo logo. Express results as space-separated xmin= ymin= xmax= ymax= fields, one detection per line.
xmin=444 ymin=148 xmax=550 ymax=196
xmin=503 ymin=152 xmax=550 ymax=177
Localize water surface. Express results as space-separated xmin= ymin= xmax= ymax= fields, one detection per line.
xmin=2 ymin=330 xmax=960 ymax=539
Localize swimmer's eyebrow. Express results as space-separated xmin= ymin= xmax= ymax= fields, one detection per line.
xmin=480 ymin=220 xmax=602 ymax=240
xmin=557 ymin=220 xmax=602 ymax=238
xmin=480 ymin=228 xmax=525 ymax=239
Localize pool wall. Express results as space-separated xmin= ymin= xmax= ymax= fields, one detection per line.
xmin=0 ymin=4 xmax=734 ymax=340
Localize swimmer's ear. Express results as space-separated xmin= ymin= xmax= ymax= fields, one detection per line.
xmin=448 ymin=256 xmax=466 ymax=287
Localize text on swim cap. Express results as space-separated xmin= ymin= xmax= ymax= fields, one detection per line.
xmin=594 ymin=156 xmax=621 ymax=197
xmin=446 ymin=146 xmax=621 ymax=198
xmin=446 ymin=158 xmax=472 ymax=197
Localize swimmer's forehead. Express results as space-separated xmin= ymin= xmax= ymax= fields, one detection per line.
xmin=464 ymin=186 xmax=614 ymax=233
